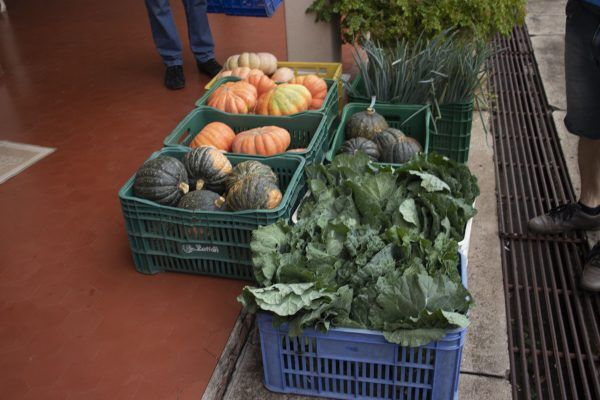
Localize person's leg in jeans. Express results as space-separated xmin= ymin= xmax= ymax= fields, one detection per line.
xmin=144 ymin=0 xmax=186 ymax=89
xmin=527 ymin=0 xmax=600 ymax=290
xmin=181 ymin=0 xmax=221 ymax=77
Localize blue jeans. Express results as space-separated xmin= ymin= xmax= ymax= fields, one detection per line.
xmin=564 ymin=0 xmax=600 ymax=139
xmin=144 ymin=0 xmax=215 ymax=67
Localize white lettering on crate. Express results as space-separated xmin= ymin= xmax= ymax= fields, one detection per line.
xmin=181 ymin=244 xmax=220 ymax=254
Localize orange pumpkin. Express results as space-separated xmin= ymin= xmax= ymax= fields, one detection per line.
xmin=255 ymin=84 xmax=312 ymax=116
xmin=190 ymin=122 xmax=236 ymax=151
xmin=245 ymin=74 xmax=277 ymax=97
xmin=207 ymin=81 xmax=257 ymax=114
xmin=291 ymin=75 xmax=328 ymax=110
xmin=231 ymin=126 xmax=291 ymax=156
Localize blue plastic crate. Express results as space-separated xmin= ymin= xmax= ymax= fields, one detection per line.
xmin=222 ymin=0 xmax=282 ymax=17
xmin=258 ymin=253 xmax=468 ymax=400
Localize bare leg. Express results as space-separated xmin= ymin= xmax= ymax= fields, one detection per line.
xmin=578 ymin=137 xmax=600 ymax=208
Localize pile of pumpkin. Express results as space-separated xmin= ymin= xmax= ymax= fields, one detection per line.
xmin=208 ymin=52 xmax=328 ymax=116
xmin=133 ymin=147 xmax=283 ymax=212
xmin=189 ymin=121 xmax=303 ymax=156
xmin=339 ymin=105 xmax=423 ymax=164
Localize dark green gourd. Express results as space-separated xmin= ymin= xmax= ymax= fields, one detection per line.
xmin=226 ymin=175 xmax=282 ymax=211
xmin=177 ymin=190 xmax=227 ymax=211
xmin=383 ymin=136 xmax=423 ymax=164
xmin=225 ymin=160 xmax=278 ymax=190
xmin=345 ymin=98 xmax=388 ymax=140
xmin=133 ymin=156 xmax=189 ymax=206
xmin=183 ymin=147 xmax=233 ymax=192
xmin=339 ymin=137 xmax=380 ymax=161
xmin=373 ymin=127 xmax=405 ymax=149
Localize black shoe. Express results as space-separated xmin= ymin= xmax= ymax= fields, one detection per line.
xmin=581 ymin=242 xmax=600 ymax=292
xmin=165 ymin=65 xmax=185 ymax=90
xmin=197 ymin=59 xmax=222 ymax=79
xmin=527 ymin=203 xmax=600 ymax=234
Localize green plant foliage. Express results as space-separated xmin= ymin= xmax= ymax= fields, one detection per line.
xmin=307 ymin=0 xmax=526 ymax=44
xmin=238 ymin=154 xmax=479 ymax=346
xmin=349 ymin=33 xmax=491 ymax=104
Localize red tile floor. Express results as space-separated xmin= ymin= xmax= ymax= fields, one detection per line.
xmin=0 ymin=1 xmax=289 ymax=398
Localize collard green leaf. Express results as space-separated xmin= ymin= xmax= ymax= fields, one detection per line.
xmin=409 ymin=170 xmax=451 ymax=192
xmin=251 ymin=222 xmax=291 ymax=286
xmin=239 ymin=283 xmax=330 ymax=316
xmin=399 ymin=198 xmax=419 ymax=227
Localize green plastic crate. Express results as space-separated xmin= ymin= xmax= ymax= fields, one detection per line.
xmin=118 ymin=147 xmax=306 ymax=279
xmin=195 ymin=76 xmax=339 ymax=123
xmin=347 ymin=75 xmax=474 ymax=163
xmin=432 ymin=101 xmax=474 ymax=163
xmin=326 ymin=103 xmax=431 ymax=166
xmin=163 ymin=107 xmax=330 ymax=164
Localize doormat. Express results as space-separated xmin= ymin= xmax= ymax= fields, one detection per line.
xmin=0 ymin=141 xmax=55 ymax=184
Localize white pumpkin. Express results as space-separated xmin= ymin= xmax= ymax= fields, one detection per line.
xmin=237 ymin=52 xmax=262 ymax=70
xmin=257 ymin=52 xmax=278 ymax=75
xmin=271 ymin=67 xmax=295 ymax=83
xmin=224 ymin=54 xmax=240 ymax=71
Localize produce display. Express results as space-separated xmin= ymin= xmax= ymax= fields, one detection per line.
xmin=131 ymin=150 xmax=284 ymax=212
xmin=133 ymin=156 xmax=189 ymax=206
xmin=238 ymin=153 xmax=479 ymax=346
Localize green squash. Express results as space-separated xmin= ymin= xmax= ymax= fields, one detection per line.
xmin=133 ymin=156 xmax=189 ymax=206
xmin=177 ymin=190 xmax=227 ymax=211
xmin=339 ymin=137 xmax=380 ymax=161
xmin=183 ymin=147 xmax=233 ymax=192
xmin=226 ymin=160 xmax=278 ymax=190
xmin=373 ymin=128 xmax=405 ymax=149
xmin=381 ymin=136 xmax=423 ymax=164
xmin=345 ymin=106 xmax=389 ymax=140
xmin=226 ymin=175 xmax=282 ymax=211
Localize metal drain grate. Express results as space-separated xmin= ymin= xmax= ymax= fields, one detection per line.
xmin=489 ymin=26 xmax=600 ymax=399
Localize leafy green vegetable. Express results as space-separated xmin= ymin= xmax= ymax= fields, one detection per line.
xmin=239 ymin=154 xmax=479 ymax=347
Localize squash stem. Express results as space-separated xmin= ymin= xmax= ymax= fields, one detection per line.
xmin=195 ymin=179 xmax=206 ymax=191
xmin=179 ymin=182 xmax=190 ymax=194
xmin=215 ymin=197 xmax=226 ymax=208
